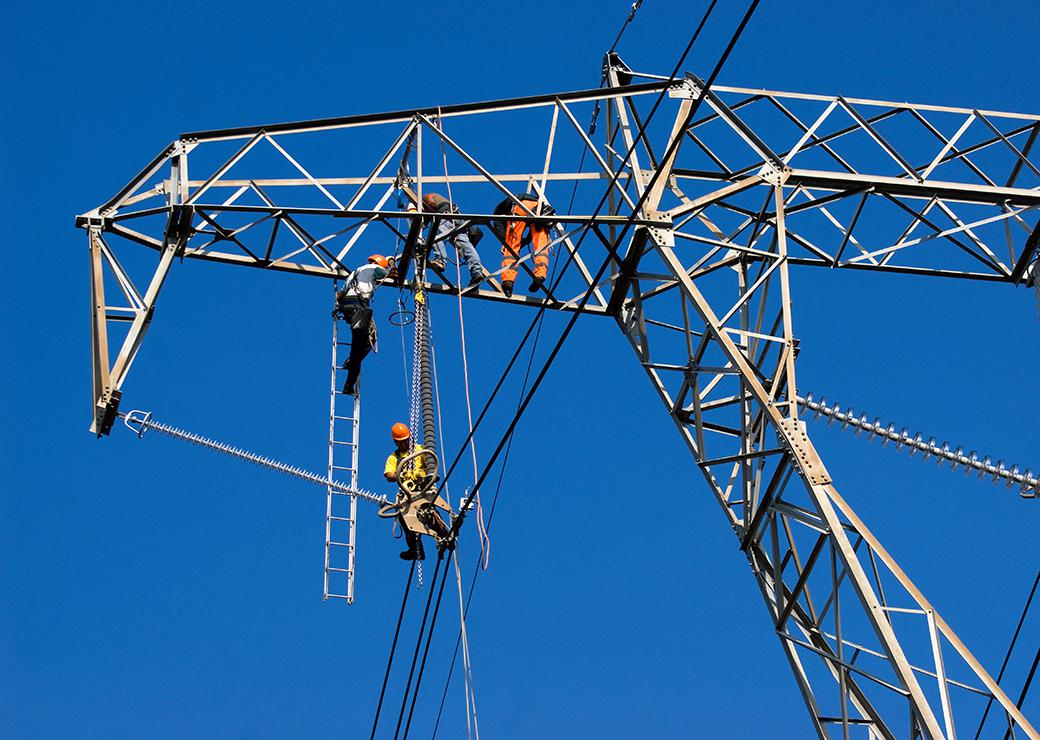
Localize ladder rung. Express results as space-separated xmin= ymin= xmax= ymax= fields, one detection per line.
xmin=329 ymin=515 xmax=353 ymax=522
xmin=332 ymin=465 xmax=354 ymax=471
xmin=327 ymin=567 xmax=351 ymax=573
xmin=333 ymin=440 xmax=356 ymax=446
xmin=328 ymin=541 xmax=353 ymax=547
xmin=333 ymin=415 xmax=356 ymax=421
xmin=325 ymin=593 xmax=351 ymax=600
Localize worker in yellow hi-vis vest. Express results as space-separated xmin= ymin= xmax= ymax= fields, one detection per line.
xmin=384 ymin=422 xmax=439 ymax=560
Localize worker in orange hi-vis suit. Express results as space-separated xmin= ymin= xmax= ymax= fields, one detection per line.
xmin=491 ymin=194 xmax=555 ymax=297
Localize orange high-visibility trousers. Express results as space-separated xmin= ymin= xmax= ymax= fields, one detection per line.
xmin=501 ymin=202 xmax=550 ymax=284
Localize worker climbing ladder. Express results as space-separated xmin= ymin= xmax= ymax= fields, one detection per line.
xmin=324 ymin=280 xmax=362 ymax=603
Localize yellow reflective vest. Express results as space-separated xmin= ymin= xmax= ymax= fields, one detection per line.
xmin=385 ymin=443 xmax=430 ymax=485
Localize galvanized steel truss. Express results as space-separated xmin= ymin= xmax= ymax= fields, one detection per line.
xmin=78 ymin=56 xmax=1040 ymax=738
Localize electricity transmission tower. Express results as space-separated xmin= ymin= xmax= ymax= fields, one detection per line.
xmin=77 ymin=46 xmax=1040 ymax=738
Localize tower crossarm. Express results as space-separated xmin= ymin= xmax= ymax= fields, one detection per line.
xmin=75 ymin=80 xmax=678 ymax=433
xmin=617 ymin=69 xmax=1040 ymax=285
xmin=74 ymin=69 xmax=1040 ymax=432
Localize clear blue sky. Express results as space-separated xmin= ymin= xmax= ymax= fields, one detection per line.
xmin=3 ymin=1 xmax=1040 ymax=737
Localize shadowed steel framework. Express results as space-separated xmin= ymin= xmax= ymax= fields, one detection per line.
xmin=77 ymin=53 xmax=1040 ymax=738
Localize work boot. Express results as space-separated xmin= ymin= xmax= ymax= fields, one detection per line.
xmin=429 ymin=258 xmax=446 ymax=272
xmin=502 ymin=280 xmax=514 ymax=298
xmin=399 ymin=534 xmax=426 ymax=560
xmin=528 ymin=276 xmax=544 ymax=293
xmin=342 ymin=376 xmax=357 ymax=395
xmin=468 ymin=271 xmax=484 ymax=287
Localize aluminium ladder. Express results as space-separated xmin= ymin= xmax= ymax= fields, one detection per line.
xmin=324 ymin=282 xmax=362 ymax=603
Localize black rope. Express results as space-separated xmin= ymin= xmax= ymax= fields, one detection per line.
xmin=370 ymin=561 xmax=416 ymax=740
xmin=392 ymin=556 xmax=446 ymax=740
xmin=402 ymin=550 xmax=455 ymax=739
xmin=975 ymin=567 xmax=1040 ymax=739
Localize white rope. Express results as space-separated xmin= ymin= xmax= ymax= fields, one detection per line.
xmin=398 ymin=296 xmax=411 ymax=400
xmin=453 ymin=551 xmax=481 ymax=740
xmin=436 ymin=109 xmax=491 ymax=569
xmin=430 ymin=311 xmax=479 ymax=740
xmin=395 ymin=221 xmax=412 ymax=401
xmin=429 ymin=314 xmax=450 ymax=512
xmin=435 ymin=112 xmax=483 ymax=737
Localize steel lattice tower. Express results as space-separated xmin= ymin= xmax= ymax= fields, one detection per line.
xmin=78 ymin=51 xmax=1040 ymax=738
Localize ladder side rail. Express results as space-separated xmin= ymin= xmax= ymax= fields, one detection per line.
xmin=347 ymin=389 xmax=361 ymax=603
xmin=323 ymin=288 xmax=340 ymax=600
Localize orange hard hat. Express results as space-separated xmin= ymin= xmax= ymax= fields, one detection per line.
xmin=391 ymin=422 xmax=411 ymax=441
xmin=368 ymin=254 xmax=389 ymax=269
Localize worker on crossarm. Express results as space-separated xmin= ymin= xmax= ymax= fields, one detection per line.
xmin=491 ymin=193 xmax=555 ymax=298
xmin=417 ymin=192 xmax=487 ymax=287
xmin=384 ymin=422 xmax=435 ymax=560
xmin=334 ymin=254 xmax=390 ymax=395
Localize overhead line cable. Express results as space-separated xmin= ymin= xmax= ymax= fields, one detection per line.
xmin=431 ymin=222 xmax=567 ymax=740
xmin=424 ymin=0 xmax=761 ymax=731
xmin=436 ymin=0 xmax=724 ymax=521
xmin=370 ymin=561 xmax=417 ymax=740
xmin=450 ymin=0 xmax=757 ymax=534
xmin=976 ymin=568 xmax=1040 ymax=737
xmin=1009 ymin=646 xmax=1040 ymax=739
xmin=431 ymin=223 xmax=567 ymax=739
xmin=430 ymin=279 xmax=552 ymax=738
xmin=607 ymin=0 xmax=646 ymax=54
xmin=424 ymin=5 xmax=669 ymax=506
xmin=401 ymin=551 xmax=455 ymax=739
xmin=392 ymin=556 xmax=446 ymax=740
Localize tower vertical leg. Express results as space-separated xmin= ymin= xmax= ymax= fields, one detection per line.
xmin=611 ymin=176 xmax=1037 ymax=737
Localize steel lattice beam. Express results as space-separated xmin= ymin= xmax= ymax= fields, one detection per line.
xmin=77 ymin=55 xmax=1040 ymax=738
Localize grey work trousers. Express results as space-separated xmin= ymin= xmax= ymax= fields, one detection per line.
xmin=429 ymin=218 xmax=484 ymax=280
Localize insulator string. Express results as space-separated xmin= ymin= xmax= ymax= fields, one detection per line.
xmin=121 ymin=410 xmax=387 ymax=505
xmin=798 ymin=393 xmax=1038 ymax=498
